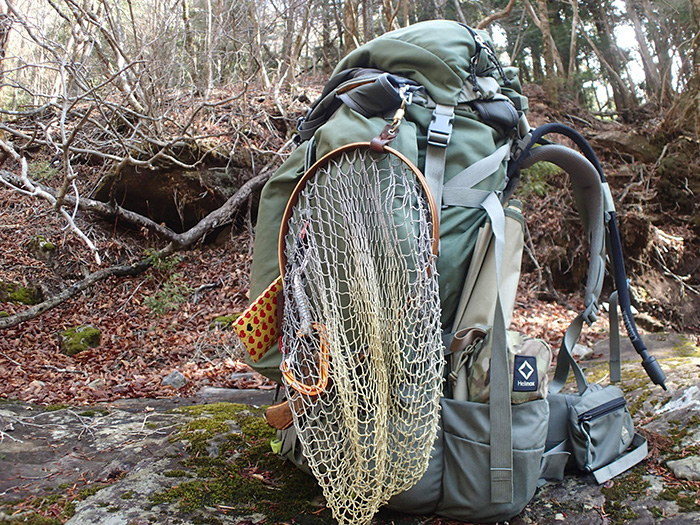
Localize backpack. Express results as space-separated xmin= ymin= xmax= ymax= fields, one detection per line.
xmin=236 ymin=20 xmax=667 ymax=524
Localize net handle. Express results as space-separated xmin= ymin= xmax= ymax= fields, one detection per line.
xmin=277 ymin=142 xmax=440 ymax=277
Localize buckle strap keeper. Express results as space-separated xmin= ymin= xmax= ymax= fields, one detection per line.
xmin=428 ymin=104 xmax=455 ymax=147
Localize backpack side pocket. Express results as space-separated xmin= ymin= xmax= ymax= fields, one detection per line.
xmin=568 ymin=385 xmax=635 ymax=472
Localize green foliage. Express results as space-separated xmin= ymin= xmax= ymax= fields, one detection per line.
xmin=520 ymin=161 xmax=561 ymax=198
xmin=209 ymin=314 xmax=241 ymax=330
xmin=141 ymin=253 xmax=192 ymax=315
xmin=144 ymin=272 xmax=192 ymax=315
xmin=28 ymin=160 xmax=59 ymax=181
xmin=144 ymin=251 xmax=183 ymax=271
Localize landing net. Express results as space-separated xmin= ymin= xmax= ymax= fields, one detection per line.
xmin=279 ymin=144 xmax=443 ymax=524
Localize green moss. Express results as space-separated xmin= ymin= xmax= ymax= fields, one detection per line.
xmin=604 ymin=500 xmax=639 ymax=523
xmin=153 ymin=402 xmax=327 ymax=522
xmin=209 ymin=314 xmax=241 ymax=330
xmin=0 ymin=281 xmax=43 ymax=305
xmin=601 ymin=466 xmax=650 ymax=502
xmin=79 ymin=409 xmax=109 ymax=417
xmin=29 ymin=235 xmax=57 ymax=253
xmin=600 ymin=466 xmax=649 ymax=524
xmin=627 ymin=389 xmax=652 ymax=417
xmin=0 ymin=311 xmax=9 ymax=317
xmin=120 ymin=490 xmax=136 ymax=500
xmin=59 ymin=325 xmax=101 ymax=356
xmin=672 ymin=337 xmax=700 ymax=358
xmin=45 ymin=404 xmax=69 ymax=412
xmin=78 ymin=484 xmax=109 ymax=499
xmin=61 ymin=501 xmax=76 ymax=519
xmin=659 ymin=485 xmax=700 ymax=512
xmin=648 ymin=505 xmax=664 ymax=518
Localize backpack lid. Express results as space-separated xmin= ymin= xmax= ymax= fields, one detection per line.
xmin=333 ymin=20 xmax=502 ymax=106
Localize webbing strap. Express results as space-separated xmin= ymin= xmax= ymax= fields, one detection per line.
xmin=490 ymin=298 xmax=513 ymax=503
xmin=424 ymin=104 xmax=455 ymax=220
xmin=592 ymin=433 xmax=648 ymax=483
xmin=481 ymin=194 xmax=512 ymax=503
xmin=549 ymin=314 xmax=589 ymax=395
xmin=482 ymin=192 xmax=505 ymax=281
xmin=442 ymin=143 xmax=511 ymax=207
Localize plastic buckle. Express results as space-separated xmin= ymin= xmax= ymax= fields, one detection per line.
xmin=427 ymin=106 xmax=454 ymax=147
xmin=582 ymin=300 xmax=599 ymax=326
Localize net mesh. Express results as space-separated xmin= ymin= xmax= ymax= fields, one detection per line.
xmin=281 ymin=146 xmax=443 ymax=524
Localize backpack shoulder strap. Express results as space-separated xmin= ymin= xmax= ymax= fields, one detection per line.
xmin=511 ymin=123 xmax=667 ymax=390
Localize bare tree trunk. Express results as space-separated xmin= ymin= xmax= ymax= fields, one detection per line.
xmin=284 ymin=3 xmax=311 ymax=85
xmin=625 ymin=0 xmax=662 ymax=103
xmin=382 ymin=0 xmax=400 ymax=31
xmin=642 ymin=0 xmax=674 ymax=103
xmin=477 ymin=0 xmax=515 ymax=30
xmin=249 ymin=0 xmax=271 ymax=88
xmin=0 ymin=9 xmax=11 ymax=115
xmin=663 ymin=0 xmax=700 ymax=137
xmin=578 ymin=17 xmax=636 ymax=112
xmin=589 ymin=3 xmax=637 ymax=112
xmin=524 ymin=0 xmax=563 ymax=102
xmin=203 ymin=0 xmax=214 ymax=97
xmin=362 ymin=0 xmax=375 ymax=41
xmin=567 ymin=0 xmax=579 ymax=79
xmin=343 ymin=0 xmax=360 ymax=54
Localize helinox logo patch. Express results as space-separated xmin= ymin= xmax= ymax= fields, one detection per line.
xmin=513 ymin=355 xmax=538 ymax=392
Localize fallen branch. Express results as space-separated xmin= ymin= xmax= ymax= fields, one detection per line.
xmin=0 ymin=137 xmax=292 ymax=247
xmin=41 ymin=365 xmax=90 ymax=378
xmin=0 ymin=259 xmax=152 ymax=329
xmin=0 ymin=430 xmax=23 ymax=444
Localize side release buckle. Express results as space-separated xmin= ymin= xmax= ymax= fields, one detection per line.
xmin=427 ymin=105 xmax=455 ymax=147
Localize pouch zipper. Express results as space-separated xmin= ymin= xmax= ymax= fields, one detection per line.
xmin=578 ymin=397 xmax=626 ymax=423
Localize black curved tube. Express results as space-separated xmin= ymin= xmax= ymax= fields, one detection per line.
xmin=512 ymin=123 xmax=667 ymax=390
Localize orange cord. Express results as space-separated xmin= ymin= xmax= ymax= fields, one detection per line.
xmin=280 ymin=322 xmax=330 ymax=397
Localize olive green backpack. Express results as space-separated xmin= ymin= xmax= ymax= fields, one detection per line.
xmin=240 ymin=20 xmax=667 ymax=523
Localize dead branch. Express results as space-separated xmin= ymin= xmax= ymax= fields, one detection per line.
xmin=0 ymin=259 xmax=152 ymax=329
xmin=477 ymin=0 xmax=516 ymax=29
xmin=0 ymin=139 xmax=102 ymax=264
xmin=41 ymin=365 xmax=89 ymax=378
xmin=0 ymin=135 xmax=293 ymax=328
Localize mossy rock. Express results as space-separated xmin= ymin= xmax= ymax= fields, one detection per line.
xmin=0 ymin=311 xmax=9 ymax=318
xmin=59 ymin=325 xmax=102 ymax=356
xmin=0 ymin=281 xmax=44 ymax=305
xmin=27 ymin=235 xmax=57 ymax=262
xmin=151 ymin=402 xmax=329 ymax=522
